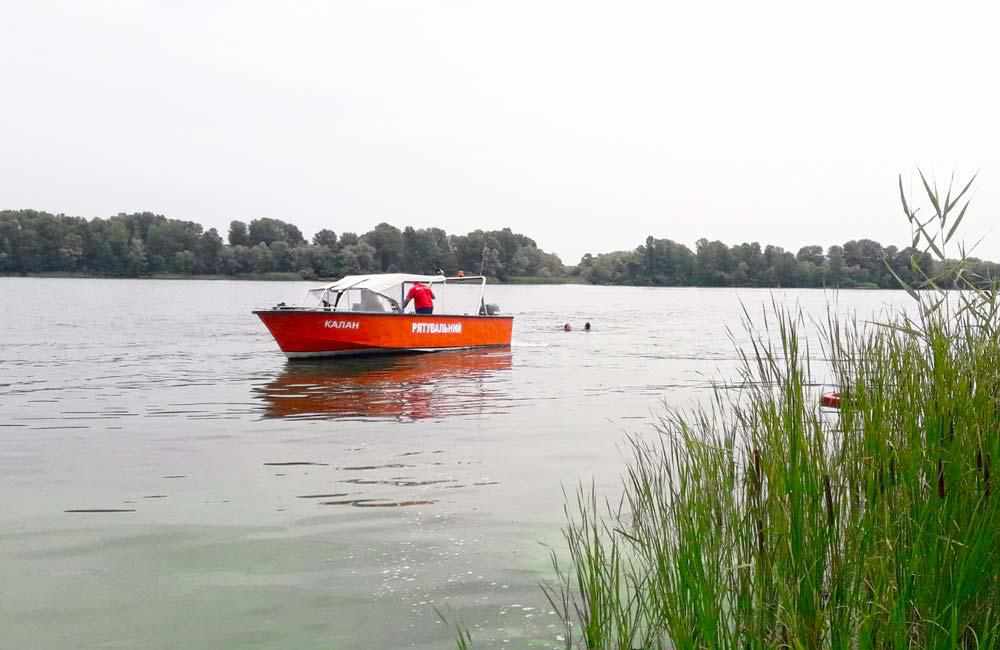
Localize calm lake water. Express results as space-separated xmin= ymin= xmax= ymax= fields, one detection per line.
xmin=0 ymin=278 xmax=913 ymax=649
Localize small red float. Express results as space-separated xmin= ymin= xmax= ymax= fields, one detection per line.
xmin=820 ymin=391 xmax=841 ymax=409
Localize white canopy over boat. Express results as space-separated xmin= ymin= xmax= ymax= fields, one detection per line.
xmin=307 ymin=273 xmax=447 ymax=298
xmin=305 ymin=273 xmax=488 ymax=314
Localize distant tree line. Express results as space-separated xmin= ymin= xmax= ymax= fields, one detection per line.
xmin=574 ymin=236 xmax=1000 ymax=289
xmin=0 ymin=210 xmax=564 ymax=281
xmin=3 ymin=209 xmax=997 ymax=288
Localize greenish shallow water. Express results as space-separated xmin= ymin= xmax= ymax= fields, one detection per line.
xmin=0 ymin=279 xmax=911 ymax=648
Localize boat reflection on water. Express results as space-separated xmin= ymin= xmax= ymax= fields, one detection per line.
xmin=255 ymin=350 xmax=513 ymax=420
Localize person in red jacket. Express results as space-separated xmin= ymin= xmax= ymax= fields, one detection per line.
xmin=402 ymin=281 xmax=436 ymax=314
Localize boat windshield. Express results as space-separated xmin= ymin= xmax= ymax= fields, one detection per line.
xmin=338 ymin=288 xmax=398 ymax=313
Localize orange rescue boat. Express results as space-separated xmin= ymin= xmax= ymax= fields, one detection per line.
xmin=254 ymin=273 xmax=513 ymax=359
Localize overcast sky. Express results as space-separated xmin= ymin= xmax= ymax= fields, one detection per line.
xmin=2 ymin=0 xmax=999 ymax=263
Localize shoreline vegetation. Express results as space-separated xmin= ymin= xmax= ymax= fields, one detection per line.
xmin=0 ymin=270 xmax=593 ymax=284
xmin=443 ymin=173 xmax=1000 ymax=648
xmin=3 ymin=209 xmax=999 ymax=289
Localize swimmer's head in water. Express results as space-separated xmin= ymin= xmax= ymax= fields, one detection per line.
xmin=563 ymin=323 xmax=572 ymax=332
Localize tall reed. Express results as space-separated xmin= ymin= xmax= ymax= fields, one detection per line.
xmin=538 ymin=172 xmax=1000 ymax=649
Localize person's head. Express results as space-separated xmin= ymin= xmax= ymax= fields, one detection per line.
xmin=584 ymin=322 xmax=591 ymax=331
xmin=563 ymin=323 xmax=572 ymax=332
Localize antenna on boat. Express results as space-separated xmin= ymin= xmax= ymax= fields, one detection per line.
xmin=479 ymin=245 xmax=489 ymax=315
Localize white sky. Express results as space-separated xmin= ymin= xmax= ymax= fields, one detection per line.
xmin=2 ymin=0 xmax=999 ymax=263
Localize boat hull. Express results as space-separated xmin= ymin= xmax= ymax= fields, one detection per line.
xmin=254 ymin=310 xmax=513 ymax=359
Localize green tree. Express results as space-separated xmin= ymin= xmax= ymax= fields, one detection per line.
xmin=401 ymin=227 xmax=446 ymax=274
xmin=796 ymin=245 xmax=824 ymax=265
xmin=312 ymin=229 xmax=338 ymax=249
xmin=539 ymin=250 xmax=565 ymax=277
xmin=252 ymin=243 xmax=273 ymax=273
xmin=291 ymin=245 xmax=322 ymax=278
xmin=270 ymin=240 xmax=292 ymax=272
xmin=146 ymin=219 xmax=202 ymax=272
xmin=126 ymin=238 xmax=148 ymax=275
xmin=450 ymin=232 xmax=484 ymax=273
xmin=826 ymin=245 xmax=844 ymax=286
xmin=107 ymin=221 xmax=131 ymax=274
xmin=235 ymin=246 xmax=256 ymax=273
xmin=194 ymin=228 xmax=224 ymax=274
xmin=58 ymin=232 xmax=84 ymax=271
xmin=511 ymin=245 xmax=543 ymax=276
xmin=248 ymin=218 xmax=304 ymax=246
xmin=363 ymin=223 xmax=403 ymax=271
xmin=481 ymin=246 xmax=504 ymax=279
xmin=172 ymin=250 xmax=195 ymax=274
xmin=647 ymin=238 xmax=695 ymax=285
xmin=229 ymin=220 xmax=249 ymax=246
xmin=427 ymin=228 xmax=457 ymax=273
xmin=695 ymin=239 xmax=732 ymax=285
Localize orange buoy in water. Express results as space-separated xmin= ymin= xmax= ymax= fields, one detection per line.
xmin=820 ymin=391 xmax=841 ymax=409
